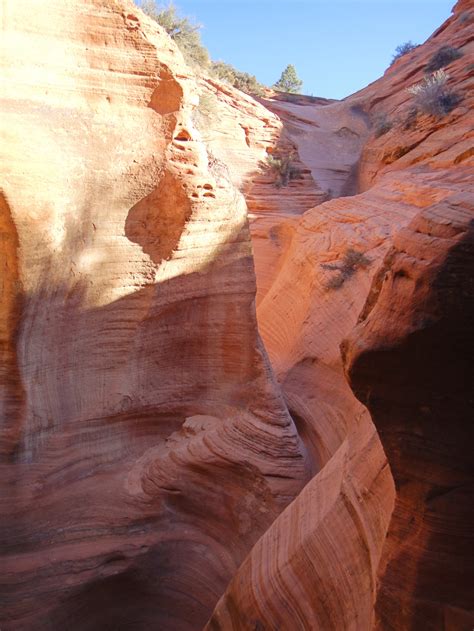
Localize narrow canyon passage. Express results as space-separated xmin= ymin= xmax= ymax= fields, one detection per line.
xmin=1 ymin=1 xmax=473 ymax=629
xmin=208 ymin=93 xmax=398 ymax=630
xmin=259 ymin=95 xmax=371 ymax=203
xmin=207 ymin=2 xmax=474 ymax=624
xmin=248 ymin=94 xmax=382 ymax=473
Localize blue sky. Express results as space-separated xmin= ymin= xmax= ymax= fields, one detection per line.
xmin=138 ymin=1 xmax=456 ymax=99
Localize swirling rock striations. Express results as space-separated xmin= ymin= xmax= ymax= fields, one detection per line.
xmin=342 ymin=199 xmax=474 ymax=630
xmin=1 ymin=0 xmax=473 ymax=629
xmin=0 ymin=2 xmax=309 ymax=629
xmin=207 ymin=1 xmax=473 ymax=628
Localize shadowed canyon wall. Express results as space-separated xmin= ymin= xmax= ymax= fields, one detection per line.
xmin=1 ymin=0 xmax=473 ymax=629
xmin=343 ymin=202 xmax=474 ymax=630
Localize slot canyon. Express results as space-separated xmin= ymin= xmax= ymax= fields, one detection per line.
xmin=1 ymin=1 xmax=473 ymax=629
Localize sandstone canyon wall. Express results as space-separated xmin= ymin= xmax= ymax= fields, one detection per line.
xmin=343 ymin=201 xmax=474 ymax=630
xmin=1 ymin=0 xmax=473 ymax=630
xmin=206 ymin=1 xmax=473 ymax=629
xmin=1 ymin=2 xmax=309 ymax=629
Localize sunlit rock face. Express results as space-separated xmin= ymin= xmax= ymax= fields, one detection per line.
xmin=0 ymin=2 xmax=309 ymax=628
xmin=1 ymin=0 xmax=473 ymax=629
xmin=205 ymin=0 xmax=473 ymax=629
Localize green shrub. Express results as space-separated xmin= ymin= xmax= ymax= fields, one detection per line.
xmin=425 ymin=45 xmax=463 ymax=73
xmin=390 ymin=41 xmax=417 ymax=65
xmin=233 ymin=72 xmax=265 ymax=96
xmin=141 ymin=1 xmax=210 ymax=68
xmin=321 ymin=248 xmax=371 ymax=290
xmin=273 ymin=64 xmax=303 ymax=94
xmin=408 ymin=70 xmax=461 ymax=117
xmin=211 ymin=61 xmax=236 ymax=84
xmin=265 ymin=153 xmax=302 ymax=188
xmin=211 ymin=61 xmax=265 ymax=96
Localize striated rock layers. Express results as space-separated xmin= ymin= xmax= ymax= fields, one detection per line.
xmin=0 ymin=2 xmax=309 ymax=629
xmin=1 ymin=0 xmax=473 ymax=629
xmin=343 ymin=201 xmax=474 ymax=629
xmin=206 ymin=1 xmax=473 ymax=629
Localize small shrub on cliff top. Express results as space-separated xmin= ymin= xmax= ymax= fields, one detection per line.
xmin=390 ymin=41 xmax=418 ymax=65
xmin=321 ymin=248 xmax=371 ymax=290
xmin=408 ymin=70 xmax=461 ymax=117
xmin=212 ymin=61 xmax=265 ymax=96
xmin=141 ymin=3 xmax=267 ymax=94
xmin=141 ymin=1 xmax=210 ymax=67
xmin=425 ymin=45 xmax=463 ymax=73
xmin=233 ymin=71 xmax=265 ymax=96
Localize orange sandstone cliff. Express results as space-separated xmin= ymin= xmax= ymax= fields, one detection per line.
xmin=206 ymin=1 xmax=473 ymax=629
xmin=1 ymin=0 xmax=473 ymax=630
xmin=1 ymin=2 xmax=309 ymax=628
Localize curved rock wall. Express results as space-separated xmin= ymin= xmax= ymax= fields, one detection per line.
xmin=206 ymin=1 xmax=473 ymax=628
xmin=343 ymin=198 xmax=474 ymax=630
xmin=1 ymin=0 xmax=473 ymax=629
xmin=0 ymin=2 xmax=309 ymax=629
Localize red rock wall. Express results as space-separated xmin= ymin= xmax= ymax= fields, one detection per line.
xmin=206 ymin=1 xmax=473 ymax=628
xmin=1 ymin=0 xmax=473 ymax=629
xmin=343 ymin=199 xmax=474 ymax=629
xmin=0 ymin=2 xmax=309 ymax=629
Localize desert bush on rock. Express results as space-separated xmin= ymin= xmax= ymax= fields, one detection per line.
xmin=408 ymin=70 xmax=461 ymax=117
xmin=321 ymin=248 xmax=371 ymax=290
xmin=142 ymin=3 xmax=266 ymax=93
xmin=233 ymin=72 xmax=265 ymax=96
xmin=141 ymin=1 xmax=210 ymax=67
xmin=425 ymin=45 xmax=463 ymax=73
xmin=211 ymin=61 xmax=236 ymax=84
xmin=390 ymin=41 xmax=417 ymax=65
xmin=212 ymin=61 xmax=265 ymax=96
xmin=265 ymin=153 xmax=302 ymax=188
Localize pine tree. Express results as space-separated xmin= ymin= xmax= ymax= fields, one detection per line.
xmin=273 ymin=64 xmax=303 ymax=94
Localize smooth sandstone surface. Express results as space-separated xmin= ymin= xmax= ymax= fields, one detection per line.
xmin=1 ymin=0 xmax=473 ymax=629
xmin=1 ymin=2 xmax=309 ymax=629
xmin=207 ymin=1 xmax=473 ymax=629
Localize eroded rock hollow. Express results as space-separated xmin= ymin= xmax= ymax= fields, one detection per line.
xmin=1 ymin=0 xmax=473 ymax=629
